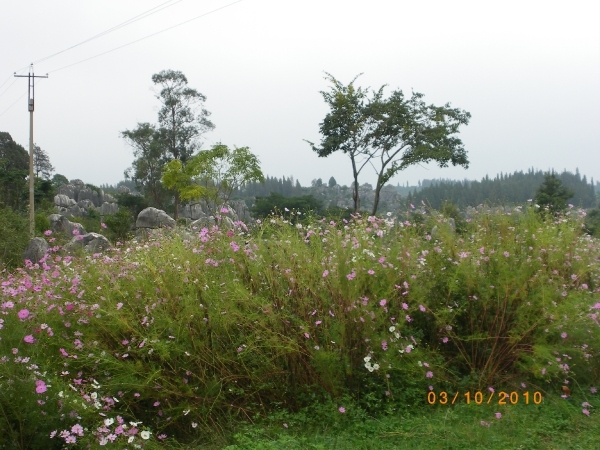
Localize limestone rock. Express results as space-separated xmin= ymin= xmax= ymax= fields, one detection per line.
xmin=99 ymin=202 xmax=119 ymax=216
xmin=49 ymin=214 xmax=86 ymax=236
xmin=23 ymin=238 xmax=48 ymax=264
xmin=54 ymin=194 xmax=76 ymax=208
xmin=117 ymin=185 xmax=131 ymax=194
xmin=64 ymin=232 xmax=112 ymax=253
xmin=191 ymin=216 xmax=216 ymax=230
xmin=136 ymin=207 xmax=175 ymax=229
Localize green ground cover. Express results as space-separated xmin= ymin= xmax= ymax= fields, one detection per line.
xmin=0 ymin=205 xmax=598 ymax=449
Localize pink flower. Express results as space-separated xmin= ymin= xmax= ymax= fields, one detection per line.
xmin=442 ymin=337 xmax=449 ymax=343
xmin=561 ymin=332 xmax=567 ymax=339
xmin=590 ymin=387 xmax=597 ymax=394
xmin=315 ymin=320 xmax=322 ymax=325
xmin=419 ymin=305 xmax=426 ymax=312
xmin=322 ymin=270 xmax=329 ymax=277
xmin=338 ymin=407 xmax=346 ymax=413
xmin=24 ymin=335 xmax=35 ymax=344
xmin=495 ymin=412 xmax=502 ymax=419
xmin=382 ymin=340 xmax=388 ymax=351
xmin=488 ymin=387 xmax=495 ymax=393
xmin=71 ymin=424 xmax=84 ymax=436
xmin=44 ymin=230 xmax=52 ymax=236
xmin=406 ymin=315 xmax=413 ymax=322
xmin=35 ymin=380 xmax=47 ymax=394
xmin=405 ymin=346 xmax=412 ymax=353
xmin=17 ymin=309 xmax=30 ymax=320
xmin=220 ymin=207 xmax=229 ymax=214
xmin=379 ymin=299 xmax=387 ymax=307
xmin=368 ymin=269 xmax=375 ymax=275
xmin=426 ymin=371 xmax=433 ymax=379
xmin=154 ymin=401 xmax=160 ymax=407
xmin=346 ymin=272 xmax=356 ymax=281
xmin=582 ymin=409 xmax=590 ymax=416
xmin=503 ymin=251 xmax=509 ymax=257
xmin=402 ymin=303 xmax=408 ymax=310
xmin=116 ymin=303 xmax=123 ymax=310
xmin=304 ymin=333 xmax=310 ymax=339
xmin=101 ymin=222 xmax=107 ymax=229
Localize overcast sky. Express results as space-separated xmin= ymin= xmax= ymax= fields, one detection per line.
xmin=1 ymin=0 xmax=599 ymax=189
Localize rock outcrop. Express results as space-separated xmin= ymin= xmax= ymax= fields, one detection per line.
xmin=23 ymin=238 xmax=48 ymax=264
xmin=136 ymin=207 xmax=176 ymax=229
xmin=64 ymin=232 xmax=112 ymax=254
xmin=49 ymin=214 xmax=86 ymax=236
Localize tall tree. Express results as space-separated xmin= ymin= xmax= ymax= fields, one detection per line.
xmin=535 ymin=172 xmax=575 ymax=214
xmin=306 ymin=73 xmax=378 ymax=213
xmin=122 ymin=123 xmax=169 ymax=208
xmin=367 ymin=89 xmax=470 ymax=214
xmin=0 ymin=132 xmax=28 ymax=211
xmin=33 ymin=144 xmax=55 ymax=179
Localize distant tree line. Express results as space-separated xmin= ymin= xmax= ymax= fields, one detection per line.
xmin=407 ymin=168 xmax=596 ymax=209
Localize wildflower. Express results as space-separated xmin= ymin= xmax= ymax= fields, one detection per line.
xmin=495 ymin=412 xmax=502 ymax=419
xmin=24 ymin=335 xmax=35 ymax=344
xmin=322 ymin=270 xmax=329 ymax=277
xmin=153 ymin=401 xmax=160 ymax=407
xmin=590 ymin=387 xmax=597 ymax=394
xmin=140 ymin=430 xmax=151 ymax=439
xmin=389 ymin=326 xmax=396 ymax=333
xmin=44 ymin=230 xmax=52 ymax=236
xmin=304 ymin=333 xmax=310 ymax=339
xmin=382 ymin=340 xmax=388 ymax=351
xmin=402 ymin=303 xmax=408 ymax=310
xmin=105 ymin=418 xmax=115 ymax=426
xmin=406 ymin=315 xmax=413 ymax=322
xmin=316 ymin=320 xmax=322 ymax=325
xmin=346 ymin=271 xmax=356 ymax=281
xmin=101 ymin=222 xmax=107 ymax=229
xmin=561 ymin=332 xmax=567 ymax=339
xmin=426 ymin=371 xmax=433 ymax=379
xmin=368 ymin=269 xmax=375 ymax=275
xmin=419 ymin=305 xmax=426 ymax=312
xmin=338 ymin=407 xmax=346 ymax=413
xmin=582 ymin=409 xmax=590 ymax=416
xmin=503 ymin=251 xmax=509 ymax=257
xmin=35 ymin=380 xmax=47 ymax=394
xmin=442 ymin=337 xmax=449 ymax=343
xmin=379 ymin=299 xmax=387 ymax=307
xmin=488 ymin=387 xmax=495 ymax=393
xmin=480 ymin=421 xmax=490 ymax=427
xmin=17 ymin=309 xmax=30 ymax=320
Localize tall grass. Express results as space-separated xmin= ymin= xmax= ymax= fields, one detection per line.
xmin=0 ymin=206 xmax=598 ymax=448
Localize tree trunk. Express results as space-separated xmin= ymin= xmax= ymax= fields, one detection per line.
xmin=371 ymin=180 xmax=383 ymax=216
xmin=351 ymin=155 xmax=360 ymax=213
xmin=174 ymin=190 xmax=179 ymax=220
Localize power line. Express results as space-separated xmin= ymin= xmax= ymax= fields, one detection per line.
xmin=20 ymin=0 xmax=185 ymax=70
xmin=0 ymin=74 xmax=13 ymax=91
xmin=46 ymin=0 xmax=244 ymax=74
xmin=0 ymin=90 xmax=28 ymax=119
xmin=0 ymin=69 xmax=28 ymax=100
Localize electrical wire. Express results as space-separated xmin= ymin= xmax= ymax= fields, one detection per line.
xmin=16 ymin=0 xmax=185 ymax=72
xmin=0 ymin=74 xmax=13 ymax=91
xmin=0 ymin=79 xmax=19 ymax=100
xmin=0 ymin=91 xmax=28 ymax=119
xmin=0 ymin=68 xmax=29 ymax=101
xmin=46 ymin=0 xmax=243 ymax=74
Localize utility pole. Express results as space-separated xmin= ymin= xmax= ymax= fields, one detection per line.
xmin=15 ymin=64 xmax=48 ymax=239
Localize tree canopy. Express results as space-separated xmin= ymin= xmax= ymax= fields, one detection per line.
xmin=307 ymin=73 xmax=470 ymax=215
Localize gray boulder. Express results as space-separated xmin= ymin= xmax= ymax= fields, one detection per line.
xmin=49 ymin=214 xmax=86 ymax=236
xmin=181 ymin=203 xmax=208 ymax=220
xmin=64 ymin=232 xmax=112 ymax=253
xmin=117 ymin=185 xmax=131 ymax=194
xmin=77 ymin=199 xmax=95 ymax=210
xmin=99 ymin=202 xmax=119 ymax=216
xmin=23 ymin=238 xmax=48 ymax=264
xmin=191 ymin=216 xmax=216 ymax=230
xmin=136 ymin=207 xmax=175 ymax=229
xmin=54 ymin=194 xmax=76 ymax=208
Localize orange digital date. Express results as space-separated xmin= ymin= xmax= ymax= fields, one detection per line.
xmin=427 ymin=391 xmax=543 ymax=405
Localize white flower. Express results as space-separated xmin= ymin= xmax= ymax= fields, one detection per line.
xmin=90 ymin=392 xmax=98 ymax=400
xmin=140 ymin=430 xmax=151 ymax=439
xmin=104 ymin=418 xmax=114 ymax=426
xmin=418 ymin=361 xmax=423 ymax=367
xmin=373 ymin=364 xmax=380 ymax=371
xmin=367 ymin=366 xmax=374 ymax=372
xmin=389 ymin=326 xmax=396 ymax=333
xmin=130 ymin=422 xmax=140 ymax=427
xmin=128 ymin=436 xmax=135 ymax=443
xmin=394 ymin=332 xmax=400 ymax=339
xmin=364 ymin=356 xmax=371 ymax=363
xmin=191 ymin=422 xmax=198 ymax=428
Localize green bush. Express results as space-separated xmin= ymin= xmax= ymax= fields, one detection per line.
xmin=585 ymin=208 xmax=600 ymax=237
xmin=0 ymin=207 xmax=29 ymax=270
xmin=103 ymin=207 xmax=134 ymax=241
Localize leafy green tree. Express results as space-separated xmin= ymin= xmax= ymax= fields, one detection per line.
xmin=367 ymin=88 xmax=470 ymax=214
xmin=51 ymin=173 xmax=69 ymax=188
xmin=535 ymin=172 xmax=575 ymax=214
xmin=328 ymin=176 xmax=337 ymax=187
xmin=152 ymin=70 xmax=215 ymax=219
xmin=0 ymin=132 xmax=28 ymax=211
xmin=33 ymin=144 xmax=54 ymax=179
xmin=306 ymin=73 xmax=376 ymax=213
xmin=122 ymin=123 xmax=169 ymax=208
xmin=162 ymin=143 xmax=264 ymax=214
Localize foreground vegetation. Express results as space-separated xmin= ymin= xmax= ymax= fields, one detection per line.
xmin=0 ymin=205 xmax=598 ymax=448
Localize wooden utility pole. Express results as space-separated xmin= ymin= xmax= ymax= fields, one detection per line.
xmin=15 ymin=64 xmax=48 ymax=238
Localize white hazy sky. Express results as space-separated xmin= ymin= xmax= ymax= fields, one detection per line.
xmin=1 ymin=0 xmax=599 ymax=189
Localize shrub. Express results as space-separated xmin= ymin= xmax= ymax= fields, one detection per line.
xmin=0 ymin=207 xmax=29 ymax=270
xmin=103 ymin=207 xmax=134 ymax=241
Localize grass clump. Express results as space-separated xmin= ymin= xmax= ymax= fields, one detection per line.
xmin=0 ymin=206 xmax=598 ymax=448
